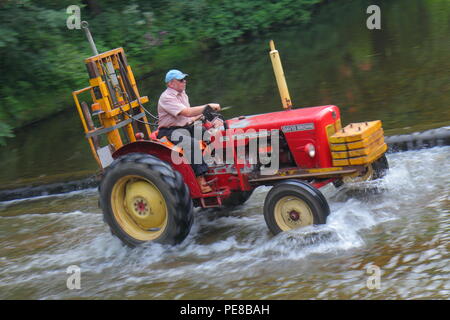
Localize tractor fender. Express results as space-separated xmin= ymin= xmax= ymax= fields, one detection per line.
xmin=112 ymin=140 xmax=202 ymax=197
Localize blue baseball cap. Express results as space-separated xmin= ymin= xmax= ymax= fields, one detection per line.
xmin=165 ymin=69 xmax=188 ymax=83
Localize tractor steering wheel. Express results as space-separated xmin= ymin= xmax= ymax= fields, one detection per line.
xmin=203 ymin=105 xmax=223 ymax=121
xmin=202 ymin=105 xmax=228 ymax=130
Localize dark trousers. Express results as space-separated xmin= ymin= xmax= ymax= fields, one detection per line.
xmin=158 ymin=124 xmax=209 ymax=176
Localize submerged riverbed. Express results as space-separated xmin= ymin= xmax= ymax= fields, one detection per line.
xmin=0 ymin=146 xmax=449 ymax=299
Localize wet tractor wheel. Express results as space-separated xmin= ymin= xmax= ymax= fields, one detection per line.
xmin=263 ymin=180 xmax=330 ymax=235
xmin=335 ymin=154 xmax=390 ymax=187
xmin=371 ymin=154 xmax=389 ymax=180
xmin=99 ymin=153 xmax=193 ymax=247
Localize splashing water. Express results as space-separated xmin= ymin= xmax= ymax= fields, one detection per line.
xmin=0 ymin=147 xmax=449 ymax=299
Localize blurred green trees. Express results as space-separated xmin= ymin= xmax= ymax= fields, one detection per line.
xmin=0 ymin=0 xmax=320 ymax=145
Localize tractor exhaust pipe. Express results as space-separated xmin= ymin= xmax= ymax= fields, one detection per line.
xmin=269 ymin=40 xmax=292 ymax=110
xmin=81 ymin=21 xmax=99 ymax=56
xmin=81 ymin=21 xmax=120 ymax=106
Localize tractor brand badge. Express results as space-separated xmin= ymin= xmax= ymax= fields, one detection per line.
xmin=281 ymin=123 xmax=315 ymax=133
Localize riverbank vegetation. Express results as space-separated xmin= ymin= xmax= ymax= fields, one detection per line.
xmin=0 ymin=0 xmax=322 ymax=145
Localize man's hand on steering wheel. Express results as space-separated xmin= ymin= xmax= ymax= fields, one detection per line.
xmin=203 ymin=104 xmax=223 ymax=122
xmin=207 ymin=103 xmax=221 ymax=111
xmin=201 ymin=103 xmax=225 ymax=132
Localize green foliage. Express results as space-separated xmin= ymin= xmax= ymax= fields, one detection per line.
xmin=0 ymin=122 xmax=13 ymax=146
xmin=149 ymin=0 xmax=320 ymax=46
xmin=0 ymin=0 xmax=86 ymax=127
xmin=0 ymin=0 xmax=322 ymax=143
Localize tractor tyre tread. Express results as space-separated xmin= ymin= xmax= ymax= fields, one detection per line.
xmin=99 ymin=153 xmax=193 ymax=247
xmin=263 ymin=180 xmax=330 ymax=235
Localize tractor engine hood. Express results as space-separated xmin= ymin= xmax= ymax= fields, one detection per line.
xmin=226 ymin=105 xmax=341 ymax=169
xmin=227 ymin=105 xmax=340 ymax=132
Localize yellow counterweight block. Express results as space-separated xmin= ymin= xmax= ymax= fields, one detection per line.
xmin=329 ymin=121 xmax=387 ymax=166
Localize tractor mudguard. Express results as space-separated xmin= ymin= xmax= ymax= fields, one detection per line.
xmin=111 ymin=140 xmax=202 ymax=196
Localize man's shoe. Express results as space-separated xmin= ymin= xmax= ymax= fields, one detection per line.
xmin=196 ymin=176 xmax=212 ymax=193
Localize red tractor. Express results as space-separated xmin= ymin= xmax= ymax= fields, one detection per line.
xmin=73 ymin=25 xmax=389 ymax=247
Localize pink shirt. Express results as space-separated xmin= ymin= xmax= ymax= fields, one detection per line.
xmin=157 ymin=87 xmax=194 ymax=128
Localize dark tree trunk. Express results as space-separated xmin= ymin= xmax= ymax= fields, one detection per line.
xmin=83 ymin=0 xmax=102 ymax=16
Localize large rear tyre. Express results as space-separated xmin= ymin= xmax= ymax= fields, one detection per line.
xmin=264 ymin=180 xmax=330 ymax=235
xmin=99 ymin=153 xmax=193 ymax=247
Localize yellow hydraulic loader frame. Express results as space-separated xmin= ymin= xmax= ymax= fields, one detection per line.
xmin=72 ymin=46 xmax=152 ymax=169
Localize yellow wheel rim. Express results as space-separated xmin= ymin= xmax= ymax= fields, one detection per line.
xmin=274 ymin=196 xmax=314 ymax=231
xmin=111 ymin=175 xmax=168 ymax=241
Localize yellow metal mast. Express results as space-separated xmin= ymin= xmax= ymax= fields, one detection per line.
xmin=269 ymin=40 xmax=292 ymax=110
xmin=73 ymin=21 xmax=152 ymax=169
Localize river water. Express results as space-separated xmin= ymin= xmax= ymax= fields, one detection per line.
xmin=0 ymin=147 xmax=449 ymax=299
xmin=0 ymin=0 xmax=449 ymax=299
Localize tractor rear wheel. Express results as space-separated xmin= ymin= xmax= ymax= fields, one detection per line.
xmin=263 ymin=180 xmax=330 ymax=235
xmin=99 ymin=153 xmax=193 ymax=247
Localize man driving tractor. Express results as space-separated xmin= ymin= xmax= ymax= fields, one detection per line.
xmin=72 ymin=31 xmax=389 ymax=247
xmin=157 ymin=69 xmax=222 ymax=193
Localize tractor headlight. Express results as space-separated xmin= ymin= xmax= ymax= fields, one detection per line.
xmin=305 ymin=143 xmax=316 ymax=158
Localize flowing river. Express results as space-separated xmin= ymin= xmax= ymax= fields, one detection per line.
xmin=0 ymin=0 xmax=449 ymax=299
xmin=1 ymin=147 xmax=449 ymax=299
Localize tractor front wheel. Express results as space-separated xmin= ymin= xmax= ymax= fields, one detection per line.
xmin=263 ymin=180 xmax=330 ymax=235
xmin=337 ymin=154 xmax=390 ymax=186
xmin=371 ymin=154 xmax=389 ymax=180
xmin=99 ymin=153 xmax=193 ymax=247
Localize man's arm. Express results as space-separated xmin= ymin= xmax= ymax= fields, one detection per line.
xmin=179 ymin=103 xmax=220 ymax=117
